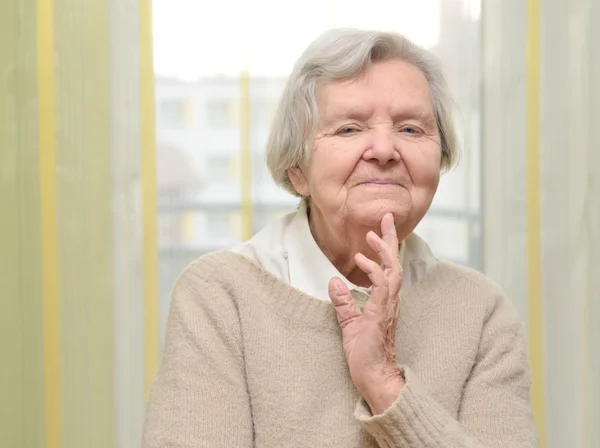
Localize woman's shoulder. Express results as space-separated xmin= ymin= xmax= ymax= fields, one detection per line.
xmin=434 ymin=260 xmax=503 ymax=292
xmin=405 ymin=233 xmax=506 ymax=302
xmin=167 ymin=250 xmax=277 ymax=316
xmin=426 ymin=260 xmax=520 ymax=320
xmin=176 ymin=250 xmax=262 ymax=286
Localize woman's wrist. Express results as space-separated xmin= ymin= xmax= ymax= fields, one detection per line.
xmin=360 ymin=369 xmax=405 ymax=415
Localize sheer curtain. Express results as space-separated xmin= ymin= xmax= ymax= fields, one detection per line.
xmin=483 ymin=0 xmax=600 ymax=446
xmin=1 ymin=1 xmax=154 ymax=447
xmin=540 ymin=1 xmax=599 ymax=446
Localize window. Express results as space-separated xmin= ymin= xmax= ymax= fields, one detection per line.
xmin=154 ymin=0 xmax=484 ymax=358
xmin=206 ymin=211 xmax=231 ymax=242
xmin=251 ymin=99 xmax=273 ymax=127
xmin=205 ymin=99 xmax=233 ymax=128
xmin=159 ymin=99 xmax=186 ymax=128
xmin=205 ymin=154 xmax=233 ymax=184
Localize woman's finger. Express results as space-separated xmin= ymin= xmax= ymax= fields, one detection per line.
xmin=328 ymin=277 xmax=362 ymax=328
xmin=379 ymin=213 xmax=403 ymax=293
xmin=381 ymin=213 xmax=399 ymax=258
xmin=366 ymin=230 xmax=395 ymax=272
xmin=355 ymin=252 xmax=389 ymax=306
xmin=365 ymin=228 xmax=402 ymax=296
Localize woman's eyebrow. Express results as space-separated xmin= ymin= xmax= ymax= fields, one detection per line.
xmin=320 ymin=107 xmax=437 ymax=128
xmin=320 ymin=108 xmax=372 ymax=126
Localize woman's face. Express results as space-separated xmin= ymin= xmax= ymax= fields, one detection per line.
xmin=289 ymin=59 xmax=442 ymax=236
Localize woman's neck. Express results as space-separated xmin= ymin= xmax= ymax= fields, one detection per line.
xmin=307 ymin=204 xmax=379 ymax=287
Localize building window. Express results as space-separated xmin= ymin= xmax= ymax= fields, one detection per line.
xmin=251 ymin=99 xmax=273 ymax=126
xmin=205 ymin=154 xmax=232 ymax=183
xmin=205 ymin=99 xmax=233 ymax=128
xmin=252 ymin=153 xmax=268 ymax=183
xmin=206 ymin=211 xmax=231 ymax=242
xmin=159 ymin=99 xmax=186 ymax=128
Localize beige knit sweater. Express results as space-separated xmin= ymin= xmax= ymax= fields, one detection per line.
xmin=142 ymin=251 xmax=538 ymax=447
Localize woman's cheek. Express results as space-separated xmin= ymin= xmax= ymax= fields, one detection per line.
xmin=406 ymin=152 xmax=441 ymax=185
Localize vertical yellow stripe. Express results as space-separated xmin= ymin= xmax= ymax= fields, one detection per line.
xmin=37 ymin=0 xmax=61 ymax=447
xmin=141 ymin=0 xmax=159 ymax=395
xmin=184 ymin=99 xmax=193 ymax=128
xmin=526 ymin=0 xmax=546 ymax=446
xmin=240 ymin=71 xmax=253 ymax=241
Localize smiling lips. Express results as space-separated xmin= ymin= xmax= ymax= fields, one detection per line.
xmin=359 ymin=179 xmax=401 ymax=186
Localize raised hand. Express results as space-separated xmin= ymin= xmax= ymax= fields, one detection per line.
xmin=328 ymin=212 xmax=404 ymax=415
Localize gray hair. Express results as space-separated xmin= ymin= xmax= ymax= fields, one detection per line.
xmin=266 ymin=28 xmax=460 ymax=197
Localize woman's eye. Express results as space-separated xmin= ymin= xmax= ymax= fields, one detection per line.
xmin=400 ymin=126 xmax=422 ymax=136
xmin=338 ymin=127 xmax=358 ymax=135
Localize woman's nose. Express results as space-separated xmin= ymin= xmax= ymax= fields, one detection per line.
xmin=363 ymin=131 xmax=400 ymax=165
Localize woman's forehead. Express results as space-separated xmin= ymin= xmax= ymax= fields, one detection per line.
xmin=317 ymin=89 xmax=435 ymax=126
xmin=316 ymin=60 xmax=434 ymax=119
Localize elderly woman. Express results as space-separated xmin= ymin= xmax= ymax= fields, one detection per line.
xmin=143 ymin=29 xmax=538 ymax=447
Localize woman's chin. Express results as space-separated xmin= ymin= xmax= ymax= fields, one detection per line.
xmin=347 ymin=200 xmax=412 ymax=229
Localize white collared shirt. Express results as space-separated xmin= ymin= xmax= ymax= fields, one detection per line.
xmin=229 ymin=203 xmax=437 ymax=303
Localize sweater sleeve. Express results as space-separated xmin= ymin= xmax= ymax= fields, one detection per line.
xmin=142 ymin=266 xmax=253 ymax=448
xmin=354 ymin=291 xmax=539 ymax=448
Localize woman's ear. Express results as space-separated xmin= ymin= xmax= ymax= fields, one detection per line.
xmin=287 ymin=167 xmax=310 ymax=197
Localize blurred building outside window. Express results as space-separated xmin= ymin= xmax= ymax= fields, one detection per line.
xmin=205 ymin=98 xmax=235 ymax=128
xmin=205 ymin=154 xmax=234 ymax=184
xmin=159 ymin=99 xmax=186 ymax=128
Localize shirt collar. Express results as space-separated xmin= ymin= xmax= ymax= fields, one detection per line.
xmin=283 ymin=202 xmax=408 ymax=301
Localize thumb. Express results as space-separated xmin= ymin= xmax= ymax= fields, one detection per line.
xmin=328 ymin=278 xmax=362 ymax=329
